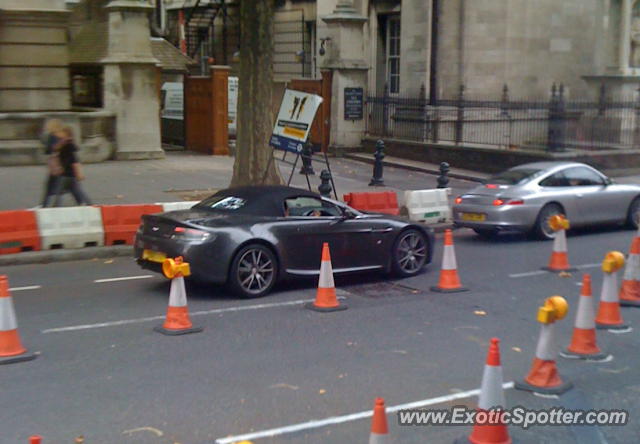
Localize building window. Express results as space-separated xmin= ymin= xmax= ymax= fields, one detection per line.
xmin=387 ymin=15 xmax=401 ymax=94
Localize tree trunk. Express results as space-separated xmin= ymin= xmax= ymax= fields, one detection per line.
xmin=230 ymin=0 xmax=283 ymax=187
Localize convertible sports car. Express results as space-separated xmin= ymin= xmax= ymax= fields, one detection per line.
xmin=134 ymin=185 xmax=434 ymax=298
xmin=453 ymin=161 xmax=640 ymax=239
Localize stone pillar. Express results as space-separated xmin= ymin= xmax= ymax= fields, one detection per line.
xmin=620 ymin=0 xmax=633 ymax=73
xmin=0 ymin=0 xmax=70 ymax=112
xmin=321 ymin=0 xmax=368 ymax=152
xmin=102 ymin=0 xmax=164 ymax=160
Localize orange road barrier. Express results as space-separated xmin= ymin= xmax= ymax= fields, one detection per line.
xmin=369 ymin=398 xmax=389 ymax=444
xmin=515 ymin=296 xmax=573 ymax=395
xmin=0 ymin=210 xmax=40 ymax=255
xmin=305 ymin=243 xmax=347 ymax=312
xmin=541 ymin=215 xmax=575 ymax=272
xmin=154 ymin=257 xmax=203 ymax=335
xmin=560 ymin=274 xmax=608 ymax=361
xmin=620 ymin=236 xmax=640 ymax=307
xmin=101 ymin=204 xmax=163 ymax=246
xmin=431 ymin=229 xmax=468 ymax=293
xmin=0 ymin=275 xmax=37 ymax=365
xmin=456 ymin=338 xmax=512 ymax=444
xmin=343 ymin=191 xmax=400 ymax=215
xmin=595 ymin=251 xmax=630 ymax=331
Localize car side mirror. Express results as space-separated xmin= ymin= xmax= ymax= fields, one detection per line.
xmin=604 ymin=177 xmax=613 ymax=186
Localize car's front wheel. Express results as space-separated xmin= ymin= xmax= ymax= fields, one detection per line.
xmin=391 ymin=229 xmax=429 ymax=277
xmin=228 ymin=244 xmax=278 ymax=298
xmin=627 ymin=197 xmax=640 ymax=229
xmin=533 ymin=203 xmax=564 ymax=240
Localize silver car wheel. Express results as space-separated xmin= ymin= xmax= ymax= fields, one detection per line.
xmin=536 ymin=204 xmax=563 ymax=240
xmin=236 ymin=248 xmax=275 ymax=295
xmin=396 ymin=231 xmax=427 ymax=274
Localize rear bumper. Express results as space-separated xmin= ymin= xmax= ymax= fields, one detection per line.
xmin=452 ymin=204 xmax=537 ymax=232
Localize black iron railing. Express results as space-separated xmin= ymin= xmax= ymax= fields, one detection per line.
xmin=366 ymin=84 xmax=640 ymax=152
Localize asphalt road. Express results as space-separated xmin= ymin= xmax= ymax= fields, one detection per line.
xmin=3 ymin=226 xmax=640 ymax=443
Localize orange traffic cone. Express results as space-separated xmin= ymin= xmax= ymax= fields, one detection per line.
xmin=431 ymin=229 xmax=468 ymax=293
xmin=456 ymin=338 xmax=512 ymax=444
xmin=29 ymin=436 xmax=42 ymax=444
xmin=0 ymin=275 xmax=37 ymax=365
xmin=515 ymin=296 xmax=572 ymax=395
xmin=541 ymin=216 xmax=575 ymax=272
xmin=560 ymin=274 xmax=608 ymax=361
xmin=154 ymin=258 xmax=203 ymax=335
xmin=305 ymin=243 xmax=347 ymax=312
xmin=620 ymin=236 xmax=640 ymax=307
xmin=369 ymin=398 xmax=389 ymax=444
xmin=595 ymin=251 xmax=630 ymax=332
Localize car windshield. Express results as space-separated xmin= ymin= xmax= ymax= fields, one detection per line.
xmin=196 ymin=195 xmax=247 ymax=210
xmin=486 ymin=168 xmax=543 ymax=185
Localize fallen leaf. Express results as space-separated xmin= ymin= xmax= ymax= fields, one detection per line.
xmin=474 ymin=310 xmax=487 ymax=316
xmin=104 ymin=259 xmax=114 ymax=264
xmin=319 ymin=389 xmax=326 ymax=395
xmin=270 ymin=383 xmax=299 ymax=390
xmin=116 ymin=194 xmax=124 ymax=199
xmin=512 ymin=347 xmax=522 ymax=352
xmin=391 ymin=349 xmax=408 ymax=354
xmin=558 ymin=271 xmax=572 ymax=278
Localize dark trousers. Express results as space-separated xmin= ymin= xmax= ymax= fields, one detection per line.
xmin=45 ymin=176 xmax=92 ymax=207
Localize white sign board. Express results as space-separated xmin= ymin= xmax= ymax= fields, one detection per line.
xmin=270 ymin=89 xmax=323 ymax=153
xmin=228 ymin=76 xmax=238 ymax=135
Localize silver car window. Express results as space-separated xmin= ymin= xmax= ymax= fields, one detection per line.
xmin=563 ymin=167 xmax=605 ymax=186
xmin=539 ymin=171 xmax=569 ymax=187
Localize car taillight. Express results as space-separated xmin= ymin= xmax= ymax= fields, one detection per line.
xmin=493 ymin=198 xmax=524 ymax=206
xmin=485 ymin=184 xmax=499 ymax=189
xmin=455 ymin=196 xmax=463 ymax=204
xmin=172 ymin=227 xmax=211 ymax=241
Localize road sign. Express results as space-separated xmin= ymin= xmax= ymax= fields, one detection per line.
xmin=270 ymin=89 xmax=323 ymax=153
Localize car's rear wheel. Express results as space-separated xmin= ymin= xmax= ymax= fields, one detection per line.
xmin=228 ymin=244 xmax=277 ymax=298
xmin=533 ymin=203 xmax=564 ymax=240
xmin=391 ymin=229 xmax=429 ymax=277
xmin=473 ymin=228 xmax=499 ymax=239
xmin=627 ymin=197 xmax=640 ymax=229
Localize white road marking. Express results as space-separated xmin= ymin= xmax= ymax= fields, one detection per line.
xmin=9 ymin=285 xmax=41 ymax=292
xmin=42 ymin=297 xmax=337 ymax=333
xmin=214 ymin=382 xmax=515 ymax=443
xmin=509 ymin=262 xmax=601 ymax=279
xmin=94 ymin=275 xmax=154 ymax=283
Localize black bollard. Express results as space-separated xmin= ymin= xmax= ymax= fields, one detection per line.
xmin=437 ymin=162 xmax=450 ymax=188
xmin=369 ymin=140 xmax=385 ymax=186
xmin=318 ymin=170 xmax=333 ymax=198
xmin=299 ymin=142 xmax=315 ymax=175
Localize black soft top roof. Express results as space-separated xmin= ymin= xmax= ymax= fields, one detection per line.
xmin=194 ymin=185 xmax=321 ymax=217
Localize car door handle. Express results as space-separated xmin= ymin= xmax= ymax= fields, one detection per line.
xmin=371 ymin=227 xmax=393 ymax=233
xmin=576 ymin=194 xmax=583 ymax=198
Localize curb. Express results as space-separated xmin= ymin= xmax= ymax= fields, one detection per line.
xmin=344 ymin=153 xmax=487 ymax=183
xmin=0 ymin=245 xmax=133 ymax=267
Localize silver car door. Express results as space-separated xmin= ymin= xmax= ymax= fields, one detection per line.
xmin=562 ymin=166 xmax=620 ymax=223
xmin=537 ymin=171 xmax=583 ymax=224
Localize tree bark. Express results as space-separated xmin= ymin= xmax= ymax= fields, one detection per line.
xmin=230 ymin=0 xmax=283 ymax=187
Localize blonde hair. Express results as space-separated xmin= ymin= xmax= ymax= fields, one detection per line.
xmin=44 ymin=118 xmax=64 ymax=134
xmin=59 ymin=125 xmax=74 ymax=139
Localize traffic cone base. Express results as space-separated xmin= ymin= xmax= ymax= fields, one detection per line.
xmin=0 ymin=351 xmax=37 ymax=365
xmin=431 ymin=268 xmax=468 ymax=292
xmin=595 ymin=322 xmax=631 ymax=332
xmin=515 ymin=358 xmax=573 ymax=395
xmin=153 ymin=325 xmax=203 ymax=336
xmin=620 ymin=296 xmax=640 ymax=307
xmin=304 ymin=301 xmax=348 ymax=312
xmin=541 ymin=265 xmax=576 ymax=272
xmin=559 ymin=349 xmax=609 ymax=361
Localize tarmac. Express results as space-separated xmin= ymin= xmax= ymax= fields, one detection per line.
xmin=2 ymin=148 xmax=640 ymax=266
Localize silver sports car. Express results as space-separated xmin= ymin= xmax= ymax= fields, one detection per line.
xmin=453 ymin=161 xmax=640 ymax=239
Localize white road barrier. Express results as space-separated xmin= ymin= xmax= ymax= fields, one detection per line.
xmin=158 ymin=201 xmax=197 ymax=212
xmin=35 ymin=207 xmax=104 ymax=249
xmin=402 ymin=188 xmax=452 ymax=224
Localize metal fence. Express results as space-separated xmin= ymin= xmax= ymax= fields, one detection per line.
xmin=365 ymin=84 xmax=640 ymax=151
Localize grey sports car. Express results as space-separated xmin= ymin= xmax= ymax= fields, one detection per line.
xmin=135 ymin=185 xmax=434 ymax=298
xmin=453 ymin=162 xmax=640 ymax=239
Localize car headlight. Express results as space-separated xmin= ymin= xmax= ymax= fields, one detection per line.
xmin=171 ymin=227 xmax=213 ymax=242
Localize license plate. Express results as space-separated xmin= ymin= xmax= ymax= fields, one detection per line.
xmin=142 ymin=249 xmax=166 ymax=263
xmin=461 ymin=212 xmax=486 ymax=222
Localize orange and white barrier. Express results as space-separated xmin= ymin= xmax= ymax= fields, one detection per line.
xmin=515 ymin=296 xmax=573 ymax=395
xmin=431 ymin=229 xmax=468 ymax=293
xmin=458 ymin=338 xmax=513 ymax=444
xmin=560 ymin=274 xmax=608 ymax=361
xmin=0 ymin=275 xmax=37 ymax=365
xmin=620 ymin=236 xmax=640 ymax=307
xmin=595 ymin=251 xmax=630 ymax=332
xmin=369 ymin=398 xmax=389 ymax=444
xmin=154 ymin=257 xmax=203 ymax=335
xmin=542 ymin=215 xmax=574 ymax=272
xmin=305 ymin=243 xmax=347 ymax=312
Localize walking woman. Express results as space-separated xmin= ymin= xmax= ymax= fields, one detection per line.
xmin=40 ymin=118 xmax=65 ymax=207
xmin=51 ymin=125 xmax=93 ymax=207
